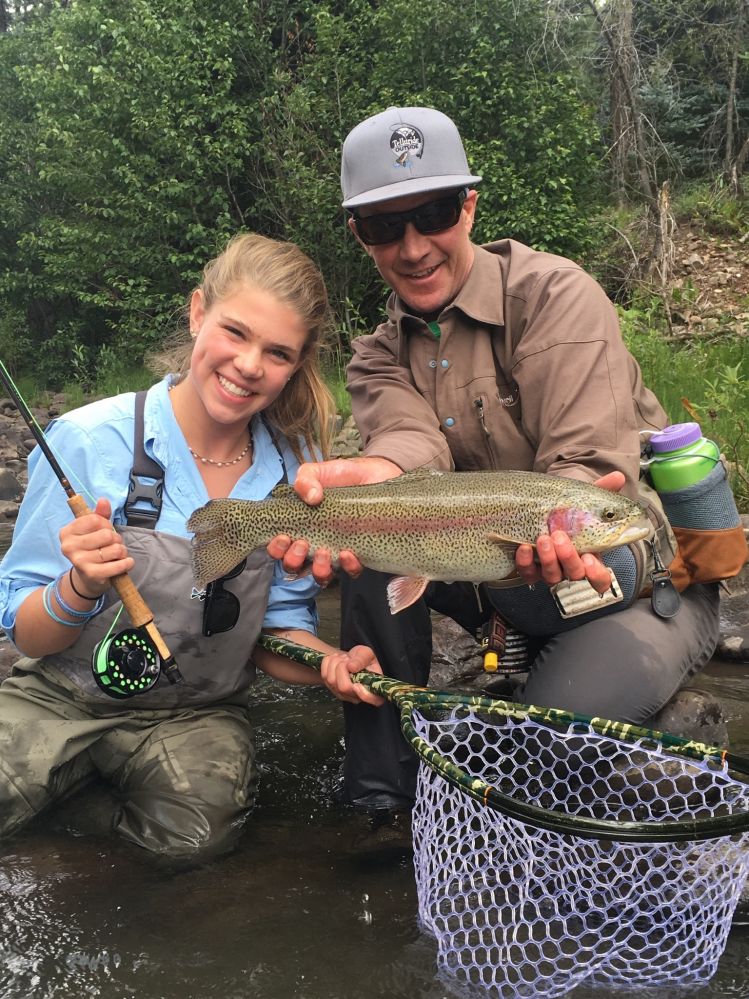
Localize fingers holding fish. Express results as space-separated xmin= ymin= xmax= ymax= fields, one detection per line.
xmin=293 ymin=456 xmax=404 ymax=506
xmin=580 ymin=553 xmax=616 ymax=594
xmin=266 ymin=536 xmax=332 ymax=583
xmin=292 ymin=462 xmax=327 ymax=505
xmin=320 ymin=644 xmax=384 ymax=706
xmin=515 ymin=531 xmax=614 ymax=594
xmin=266 ymin=535 xmax=310 ymax=573
xmin=593 ymin=470 xmax=626 ymax=494
xmin=338 ymin=549 xmax=364 ymax=578
xmin=266 ymin=535 xmax=363 ymax=584
xmin=543 ymin=530 xmax=614 ymax=593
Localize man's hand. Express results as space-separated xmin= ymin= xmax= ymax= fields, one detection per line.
xmin=267 ymin=456 xmax=402 ymax=584
xmin=514 ymin=471 xmax=626 ymax=594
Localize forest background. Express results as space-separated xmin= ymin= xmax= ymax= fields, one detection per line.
xmin=0 ymin=0 xmax=747 ymax=504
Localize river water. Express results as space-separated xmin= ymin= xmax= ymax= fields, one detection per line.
xmin=1 ymin=588 xmax=749 ymax=999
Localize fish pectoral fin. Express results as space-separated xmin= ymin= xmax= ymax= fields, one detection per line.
xmin=386 ymin=575 xmax=430 ymax=615
xmin=486 ymin=532 xmax=525 ymax=550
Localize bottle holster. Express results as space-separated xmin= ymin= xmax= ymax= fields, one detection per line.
xmin=655 ymin=460 xmax=748 ymax=590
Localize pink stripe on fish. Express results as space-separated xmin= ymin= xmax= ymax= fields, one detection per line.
xmin=325 ymin=513 xmax=501 ymax=534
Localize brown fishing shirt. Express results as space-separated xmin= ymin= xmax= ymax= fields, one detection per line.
xmin=347 ymin=239 xmax=668 ymax=500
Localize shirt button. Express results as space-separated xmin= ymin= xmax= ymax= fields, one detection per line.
xmin=441 ymin=359 xmax=449 ymax=369
xmin=444 ymin=417 xmax=455 ymax=428
xmin=428 ymin=359 xmax=437 ymax=368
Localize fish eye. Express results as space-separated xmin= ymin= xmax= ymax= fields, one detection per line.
xmin=602 ymin=508 xmax=617 ymax=521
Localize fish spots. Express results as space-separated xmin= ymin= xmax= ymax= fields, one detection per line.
xmin=189 ymin=470 xmax=652 ymax=586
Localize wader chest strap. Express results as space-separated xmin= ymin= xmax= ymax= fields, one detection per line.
xmin=124 ymin=389 xmax=164 ymax=528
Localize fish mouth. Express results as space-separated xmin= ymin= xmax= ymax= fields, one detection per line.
xmin=615 ymin=518 xmax=653 ymax=546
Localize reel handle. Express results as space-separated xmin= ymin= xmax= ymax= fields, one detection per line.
xmin=67 ymin=494 xmax=183 ymax=684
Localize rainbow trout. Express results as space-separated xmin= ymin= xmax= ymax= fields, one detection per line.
xmin=187 ymin=470 xmax=652 ymax=614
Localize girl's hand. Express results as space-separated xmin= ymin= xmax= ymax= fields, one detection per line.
xmin=320 ymin=644 xmax=385 ymax=706
xmin=59 ymin=497 xmax=134 ymax=597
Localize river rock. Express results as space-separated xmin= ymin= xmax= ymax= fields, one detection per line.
xmin=0 ymin=469 xmax=22 ymax=502
xmin=714 ymin=518 xmax=749 ymax=663
xmin=429 ymin=615 xmax=486 ymax=691
xmin=330 ymin=416 xmax=363 ymax=458
xmin=0 ymin=636 xmax=18 ymax=682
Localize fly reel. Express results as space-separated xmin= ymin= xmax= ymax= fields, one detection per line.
xmin=92 ymin=627 xmax=161 ymax=699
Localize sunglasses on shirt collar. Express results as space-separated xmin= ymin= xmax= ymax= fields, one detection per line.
xmin=202 ymin=558 xmax=247 ymax=637
xmin=351 ymin=189 xmax=467 ymax=246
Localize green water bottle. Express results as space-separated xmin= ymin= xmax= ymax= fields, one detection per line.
xmin=647 ymin=422 xmax=720 ymax=492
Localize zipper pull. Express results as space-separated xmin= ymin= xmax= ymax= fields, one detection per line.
xmin=474 ymin=397 xmax=490 ymax=437
xmin=648 ymin=537 xmax=681 ymax=619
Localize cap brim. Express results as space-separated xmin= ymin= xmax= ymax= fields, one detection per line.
xmin=342 ymin=174 xmax=482 ymax=209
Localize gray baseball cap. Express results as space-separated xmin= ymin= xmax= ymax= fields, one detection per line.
xmin=341 ymin=106 xmax=482 ymax=209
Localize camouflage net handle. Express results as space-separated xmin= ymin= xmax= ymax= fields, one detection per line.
xmin=256 ymin=632 xmax=749 ymax=842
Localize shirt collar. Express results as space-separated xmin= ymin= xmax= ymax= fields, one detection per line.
xmin=385 ymin=244 xmax=506 ymax=361
xmin=143 ymin=375 xmax=291 ymax=500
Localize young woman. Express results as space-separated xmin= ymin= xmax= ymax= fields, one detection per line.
xmin=0 ymin=232 xmax=380 ymax=862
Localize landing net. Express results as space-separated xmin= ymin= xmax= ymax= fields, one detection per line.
xmin=412 ymin=704 xmax=749 ymax=998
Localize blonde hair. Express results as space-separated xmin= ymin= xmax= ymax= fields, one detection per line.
xmin=156 ymin=232 xmax=335 ymax=461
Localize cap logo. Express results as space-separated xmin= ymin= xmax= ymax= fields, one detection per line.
xmin=389 ymin=124 xmax=424 ymax=169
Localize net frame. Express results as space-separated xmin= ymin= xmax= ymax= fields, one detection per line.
xmin=256 ymin=633 xmax=749 ymax=843
xmin=257 ymin=634 xmax=749 ymax=996
xmin=410 ymin=703 xmax=749 ymax=997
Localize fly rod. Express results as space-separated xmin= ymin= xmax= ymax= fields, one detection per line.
xmin=0 ymin=361 xmax=182 ymax=687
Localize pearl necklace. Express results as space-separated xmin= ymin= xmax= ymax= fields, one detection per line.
xmin=168 ymin=380 xmax=252 ymax=467
xmin=189 ymin=438 xmax=252 ymax=467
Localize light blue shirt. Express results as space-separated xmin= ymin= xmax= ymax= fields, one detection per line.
xmin=0 ymin=375 xmax=319 ymax=639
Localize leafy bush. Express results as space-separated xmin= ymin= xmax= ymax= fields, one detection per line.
xmin=620 ymin=308 xmax=749 ymax=510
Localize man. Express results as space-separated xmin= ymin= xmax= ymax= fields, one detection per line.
xmin=270 ymin=106 xmax=722 ymax=829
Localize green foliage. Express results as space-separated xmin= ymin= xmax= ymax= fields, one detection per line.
xmin=0 ymin=306 xmax=33 ymax=374
xmin=620 ymin=306 xmax=749 ymax=509
xmin=1 ymin=0 xmax=744 ymax=395
xmin=322 ymin=362 xmax=350 ymax=424
xmin=0 ymin=0 xmax=274 ymax=383
xmin=633 ymin=0 xmax=749 ymax=179
xmin=672 ymin=182 xmax=749 ymax=234
xmin=22 ymin=360 xmax=155 ymax=410
xmin=260 ymin=0 xmax=603 ymax=341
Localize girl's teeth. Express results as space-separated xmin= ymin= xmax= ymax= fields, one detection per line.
xmin=218 ymin=375 xmax=251 ymax=397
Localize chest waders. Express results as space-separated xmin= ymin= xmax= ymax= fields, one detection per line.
xmin=92 ymin=393 xmax=292 ymax=700
xmin=92 ymin=390 xmax=173 ymax=697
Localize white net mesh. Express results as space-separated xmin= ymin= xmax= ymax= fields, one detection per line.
xmin=412 ymin=706 xmax=749 ymax=998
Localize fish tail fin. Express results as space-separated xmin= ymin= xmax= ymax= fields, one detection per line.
xmin=187 ymin=500 xmax=248 ymax=587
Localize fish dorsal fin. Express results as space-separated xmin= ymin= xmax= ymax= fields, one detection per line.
xmin=270 ymin=483 xmax=296 ymax=500
xmin=403 ymin=468 xmax=445 ymax=478
xmin=386 ymin=575 xmax=430 ymax=614
xmin=368 ymin=469 xmax=445 ymax=491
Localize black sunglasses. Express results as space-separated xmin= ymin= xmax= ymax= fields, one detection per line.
xmin=352 ymin=189 xmax=467 ymax=246
xmin=202 ymin=558 xmax=247 ymax=637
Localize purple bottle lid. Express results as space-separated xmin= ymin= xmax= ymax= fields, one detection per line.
xmin=649 ymin=422 xmax=702 ymax=453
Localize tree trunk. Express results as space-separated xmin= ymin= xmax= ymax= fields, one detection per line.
xmin=584 ymin=0 xmax=656 ymax=207
xmin=724 ymin=0 xmax=747 ymax=187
